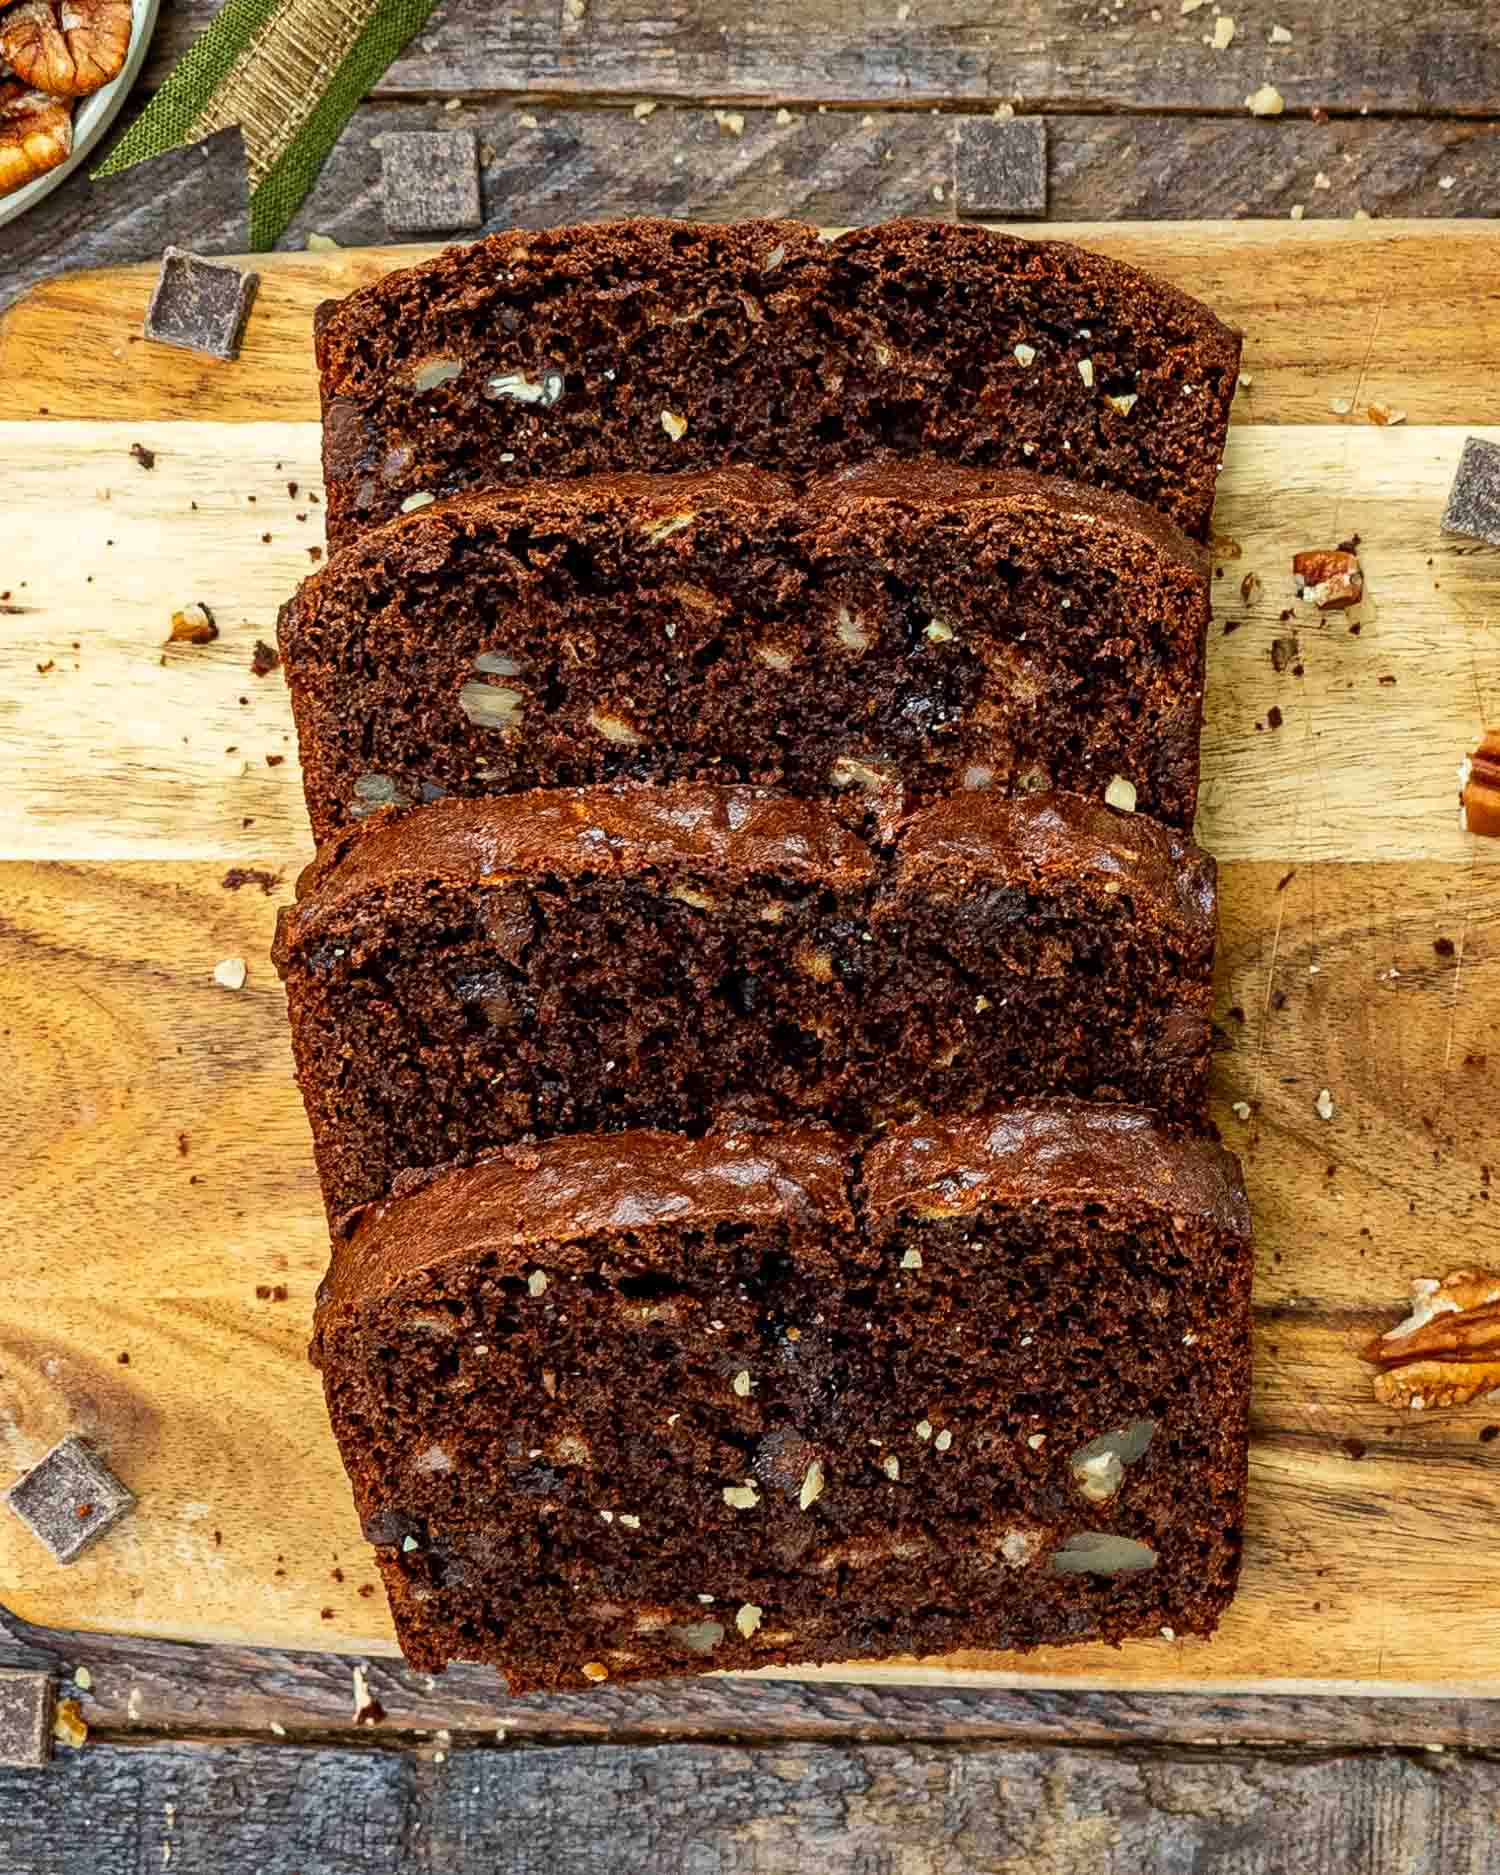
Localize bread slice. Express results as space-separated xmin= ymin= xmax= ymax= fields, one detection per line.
xmin=272 ymin=784 xmax=1215 ymax=1225
xmin=279 ymin=461 xmax=1211 ymax=845
xmin=314 ymin=216 xmax=1241 ymax=550
xmin=311 ymin=1108 xmax=1251 ymax=1687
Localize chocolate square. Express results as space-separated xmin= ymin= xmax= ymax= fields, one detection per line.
xmin=1441 ymin=436 xmax=1500 ymax=548
xmin=381 ymin=130 xmax=483 ymax=236
xmin=0 ymin=1672 xmax=53 ymax=1769
xmin=956 ymin=118 xmax=1048 ymax=219
xmin=144 ymin=246 xmax=260 ymax=361
xmin=5 ymin=1434 xmax=135 ymax=1564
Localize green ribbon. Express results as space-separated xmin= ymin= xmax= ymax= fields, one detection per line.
xmin=94 ymin=0 xmax=438 ymax=249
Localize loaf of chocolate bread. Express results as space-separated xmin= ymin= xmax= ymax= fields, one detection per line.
xmin=279 ymin=461 xmax=1211 ymax=845
xmin=314 ymin=217 xmax=1241 ymax=550
xmin=273 ymin=784 xmax=1215 ymax=1225
xmin=311 ymin=1108 xmax=1251 ymax=1686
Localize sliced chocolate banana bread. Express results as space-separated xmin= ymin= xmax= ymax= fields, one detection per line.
xmin=864 ymin=788 xmax=1215 ymax=1131
xmin=273 ymin=785 xmax=1215 ymax=1226
xmin=311 ymin=1108 xmax=1251 ymax=1687
xmin=280 ymin=462 xmax=1211 ymax=845
xmin=272 ymin=784 xmax=877 ymax=1227
xmin=315 ymin=216 xmax=1241 ymax=550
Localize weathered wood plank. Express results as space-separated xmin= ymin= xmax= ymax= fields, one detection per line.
xmin=144 ymin=0 xmax=1500 ymax=115
xmin=13 ymin=1603 xmax=1500 ymax=1749
xmin=275 ymin=103 xmax=1500 ymax=250
xmin=8 ymin=100 xmax=1496 ymax=320
xmin=5 ymin=1737 xmax=1500 ymax=1874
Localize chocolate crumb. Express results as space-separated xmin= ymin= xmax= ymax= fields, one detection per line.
xmin=266 ymin=753 xmax=286 ymax=767
xmin=117 ymin=1352 xmax=129 ymax=1365
xmin=1434 ymin=937 xmax=1456 ymax=957
xmin=144 ymin=249 xmax=259 ymax=361
xmin=36 ymin=660 xmax=54 ymax=675
xmin=177 ymin=1132 xmax=189 ymax=1155
xmin=1378 ymin=674 xmax=1397 ymax=686
xmin=332 ymin=1567 xmax=344 ymax=1582
xmin=250 ymin=641 xmax=280 ymax=677
xmin=1267 ymin=705 xmax=1283 ymax=729
xmin=1342 ymin=1437 xmax=1367 ymax=1461
xmin=308 ymin=546 xmax=324 ymax=562
xmin=1271 ymin=989 xmax=1287 ymax=1010
xmin=1270 ymin=634 xmax=1298 ymax=673
xmin=1228 ymin=1005 xmax=1246 ymax=1024
xmin=288 ymin=482 xmax=299 ymax=499
xmin=222 ymin=867 xmax=280 ymax=896
xmin=321 ymin=1607 xmax=335 ymax=1620
xmin=1348 ymin=621 xmax=1362 ymax=635
xmin=358 ymin=1583 xmax=375 ymax=1598
xmin=130 ymin=443 xmax=156 ymax=470
xmin=1276 ymin=869 xmax=1296 ymax=891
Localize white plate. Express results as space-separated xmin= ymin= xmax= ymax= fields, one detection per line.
xmin=0 ymin=0 xmax=163 ymax=231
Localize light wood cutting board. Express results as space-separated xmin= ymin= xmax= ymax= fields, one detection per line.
xmin=1 ymin=222 xmax=1498 ymax=1692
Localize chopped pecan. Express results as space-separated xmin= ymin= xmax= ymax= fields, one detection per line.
xmin=1460 ymin=729 xmax=1500 ymax=839
xmin=1363 ymin=1270 xmax=1500 ymax=1408
xmin=1293 ymin=548 xmax=1363 ymax=612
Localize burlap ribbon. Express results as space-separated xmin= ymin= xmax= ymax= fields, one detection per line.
xmin=95 ymin=0 xmax=438 ymax=248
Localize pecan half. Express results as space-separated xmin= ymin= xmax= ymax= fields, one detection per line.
xmin=1362 ymin=1270 xmax=1500 ymax=1409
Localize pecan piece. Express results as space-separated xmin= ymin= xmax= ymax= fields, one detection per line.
xmin=1460 ymin=729 xmax=1500 ymax=839
xmin=1293 ymin=548 xmax=1363 ymax=611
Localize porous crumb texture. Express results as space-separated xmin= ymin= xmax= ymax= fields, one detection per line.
xmin=272 ymin=784 xmax=1217 ymax=1224
xmin=279 ymin=461 xmax=1211 ymax=844
xmin=311 ymin=1112 xmax=1251 ymax=1689
xmin=315 ymin=217 xmax=1241 ymax=551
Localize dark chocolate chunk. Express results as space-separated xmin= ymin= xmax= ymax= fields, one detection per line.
xmin=4 ymin=1434 xmax=135 ymax=1564
xmin=143 ymin=247 xmax=259 ymax=361
xmin=956 ymin=117 xmax=1048 ymax=219
xmin=380 ymin=130 xmax=482 ymax=236
xmin=1441 ymin=436 xmax=1500 ymax=547
xmin=0 ymin=1670 xmax=53 ymax=1768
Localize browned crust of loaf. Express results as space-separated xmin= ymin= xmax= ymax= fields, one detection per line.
xmin=863 ymin=1102 xmax=1251 ymax=1239
xmin=315 ymin=1125 xmax=856 ymax=1325
xmin=891 ymin=790 xmax=1217 ymax=942
xmin=273 ymin=783 xmax=876 ymax=961
xmin=805 ymin=461 xmax=1210 ymax=577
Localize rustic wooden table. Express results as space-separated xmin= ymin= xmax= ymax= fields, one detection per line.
xmin=3 ymin=2 xmax=1499 ymax=1867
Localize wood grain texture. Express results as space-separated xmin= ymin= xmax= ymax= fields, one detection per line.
xmin=6 ymin=1737 xmax=1500 ymax=1874
xmin=10 ymin=222 xmax=1500 ymax=431
xmin=13 ymin=1600 xmax=1500 ymax=1749
xmin=143 ymin=0 xmax=1500 ymax=114
xmin=6 ymin=101 xmax=1494 ymax=321
xmin=0 ymin=852 xmax=1497 ymax=1680
xmin=1 ymin=416 xmax=1497 ymax=866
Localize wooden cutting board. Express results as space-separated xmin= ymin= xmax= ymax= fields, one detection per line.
xmin=2 ymin=222 xmax=1498 ymax=1692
